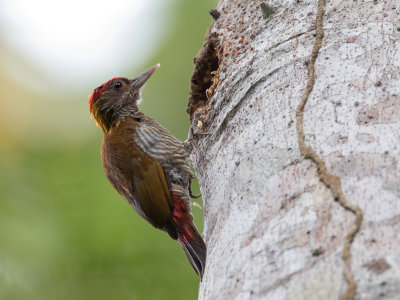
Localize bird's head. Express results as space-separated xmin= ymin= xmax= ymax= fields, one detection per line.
xmin=89 ymin=64 xmax=160 ymax=132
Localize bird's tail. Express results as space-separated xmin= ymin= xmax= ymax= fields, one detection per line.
xmin=177 ymin=223 xmax=206 ymax=279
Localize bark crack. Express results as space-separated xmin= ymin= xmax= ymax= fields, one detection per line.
xmin=295 ymin=1 xmax=363 ymax=300
xmin=214 ymin=75 xmax=268 ymax=138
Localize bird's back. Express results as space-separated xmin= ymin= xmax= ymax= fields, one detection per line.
xmin=101 ymin=117 xmax=174 ymax=231
xmin=134 ymin=116 xmax=193 ymax=204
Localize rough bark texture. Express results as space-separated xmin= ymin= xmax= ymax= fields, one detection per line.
xmin=187 ymin=0 xmax=400 ymax=299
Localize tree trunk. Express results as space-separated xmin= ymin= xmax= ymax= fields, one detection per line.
xmin=187 ymin=0 xmax=400 ymax=299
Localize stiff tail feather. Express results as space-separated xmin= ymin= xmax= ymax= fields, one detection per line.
xmin=178 ymin=225 xmax=206 ymax=279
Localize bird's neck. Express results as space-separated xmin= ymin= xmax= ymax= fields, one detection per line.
xmin=95 ymin=103 xmax=142 ymax=133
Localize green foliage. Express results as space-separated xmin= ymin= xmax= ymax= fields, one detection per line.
xmin=0 ymin=142 xmax=200 ymax=300
xmin=0 ymin=0 xmax=215 ymax=299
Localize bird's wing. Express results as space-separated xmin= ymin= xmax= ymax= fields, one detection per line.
xmin=130 ymin=156 xmax=173 ymax=229
xmin=103 ymin=118 xmax=174 ymax=230
xmin=133 ymin=116 xmax=189 ymax=164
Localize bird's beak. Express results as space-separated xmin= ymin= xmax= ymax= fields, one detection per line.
xmin=129 ymin=64 xmax=160 ymax=89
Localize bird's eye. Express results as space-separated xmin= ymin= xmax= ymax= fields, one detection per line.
xmin=113 ymin=81 xmax=122 ymax=90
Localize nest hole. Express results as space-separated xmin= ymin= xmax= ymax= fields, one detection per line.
xmin=187 ymin=32 xmax=220 ymax=121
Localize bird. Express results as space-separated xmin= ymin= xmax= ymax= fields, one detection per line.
xmin=88 ymin=64 xmax=206 ymax=278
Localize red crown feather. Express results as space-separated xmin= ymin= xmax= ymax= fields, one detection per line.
xmin=88 ymin=77 xmax=123 ymax=112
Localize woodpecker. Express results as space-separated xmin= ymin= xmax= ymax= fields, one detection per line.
xmin=88 ymin=64 xmax=206 ymax=278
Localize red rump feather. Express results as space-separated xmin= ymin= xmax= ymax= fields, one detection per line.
xmin=88 ymin=77 xmax=123 ymax=112
xmin=173 ymin=194 xmax=195 ymax=241
xmin=172 ymin=193 xmax=206 ymax=278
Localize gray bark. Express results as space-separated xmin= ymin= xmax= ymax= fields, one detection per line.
xmin=187 ymin=0 xmax=400 ymax=299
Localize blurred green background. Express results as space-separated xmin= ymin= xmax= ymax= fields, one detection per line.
xmin=0 ymin=0 xmax=215 ymax=299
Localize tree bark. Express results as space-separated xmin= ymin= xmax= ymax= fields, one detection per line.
xmin=187 ymin=0 xmax=400 ymax=299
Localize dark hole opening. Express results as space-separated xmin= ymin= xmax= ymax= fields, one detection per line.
xmin=187 ymin=32 xmax=220 ymax=122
